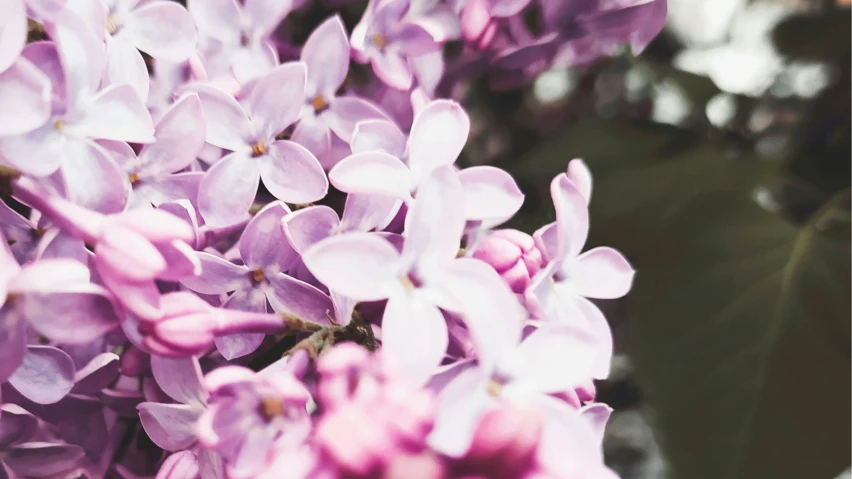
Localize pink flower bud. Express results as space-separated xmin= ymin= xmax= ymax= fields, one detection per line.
xmin=461 ymin=0 xmax=499 ymax=50
xmin=460 ymin=403 xmax=542 ymax=476
xmin=472 ymin=229 xmax=543 ymax=293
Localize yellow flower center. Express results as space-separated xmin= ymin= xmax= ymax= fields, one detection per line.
xmin=371 ymin=33 xmax=387 ymax=50
xmin=310 ymin=94 xmax=329 ymax=113
xmin=251 ymin=141 xmax=268 ymax=157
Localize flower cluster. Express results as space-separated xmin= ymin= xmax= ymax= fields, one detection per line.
xmin=0 ymin=0 xmax=659 ymax=477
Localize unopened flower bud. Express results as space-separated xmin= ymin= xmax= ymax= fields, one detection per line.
xmin=472 ymin=229 xmax=543 ymax=293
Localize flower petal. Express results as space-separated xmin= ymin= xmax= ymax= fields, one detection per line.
xmin=193 ymin=84 xmax=252 ymax=151
xmin=151 ymin=355 xmax=207 ymax=406
xmin=0 ymin=122 xmax=64 ymax=176
xmin=198 ymin=152 xmax=259 ymax=227
xmin=381 ymin=293 xmax=448 ymax=386
xmin=266 ymin=273 xmax=335 ymax=327
xmin=401 ymin=166 xmax=465 ymax=271
xmin=326 ymin=96 xmax=389 ymax=143
xmin=0 ymin=311 xmax=27 ymax=383
xmin=0 ymin=58 xmax=51 ymax=136
xmin=302 ymin=15 xmax=349 ymax=97
xmin=259 ymin=140 xmax=328 ymax=204
xmin=302 ymin=232 xmax=401 ymax=301
xmin=67 ymin=84 xmax=155 ymax=143
xmin=122 ymin=1 xmax=198 ymax=61
xmin=239 ymin=201 xmax=297 ymax=271
xmin=566 ymin=158 xmax=592 ymax=204
xmin=328 ymin=151 xmax=413 ymax=200
xmin=407 ymin=99 xmax=469 ymax=182
xmin=188 ymin=0 xmax=241 ymax=44
xmin=9 ymin=346 xmax=75 ymax=404
xmin=72 ymin=352 xmax=120 ymax=395
xmin=242 ymin=0 xmax=294 ymax=36
xmin=292 ymin=114 xmax=331 ymax=168
xmin=0 ymin=0 xmax=26 ymax=73
xmin=138 ymin=93 xmax=207 ymax=176
xmin=340 ymin=193 xmax=399 ymax=233
xmin=571 ymin=247 xmax=635 ymax=299
xmin=243 ymin=62 xmax=306 ymax=140
xmin=0 ymin=404 xmax=37 ymax=448
xmin=4 ymin=442 xmax=85 ymax=477
xmin=282 ymin=205 xmax=339 ymax=255
xmin=60 ymin=139 xmax=128 ymax=214
xmin=104 ymin=35 xmax=150 ymax=102
xmin=457 ymin=166 xmax=524 ymax=223
xmin=350 ymin=118 xmax=406 ymax=157
xmin=20 ymin=287 xmax=120 ymax=344
xmin=551 ymin=173 xmax=589 ymax=259
xmin=428 ymin=367 xmax=493 ymax=457
xmin=512 ymin=323 xmax=599 ymax=394
xmin=371 ymin=51 xmax=412 ymax=90
xmin=180 ymin=252 xmax=250 ymax=295
xmin=48 ymin=6 xmax=104 ymax=104
xmin=138 ymin=402 xmax=201 ymax=451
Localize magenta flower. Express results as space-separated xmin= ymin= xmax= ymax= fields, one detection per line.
xmin=329 ymin=100 xmax=523 ymax=224
xmin=104 ymin=93 xmax=206 ymax=209
xmin=303 ymin=166 xmax=466 ymax=384
xmin=294 ymin=15 xmax=390 ymax=168
xmin=180 ymin=202 xmax=334 ymax=359
xmin=526 ymin=173 xmax=635 ymax=379
xmin=11 ymin=176 xmax=200 ymax=321
xmin=192 ymin=62 xmax=328 ymax=227
xmin=197 ymin=363 xmax=311 ymax=479
xmin=0 ymin=404 xmax=85 ymax=477
xmin=471 ymin=229 xmax=543 ymax=294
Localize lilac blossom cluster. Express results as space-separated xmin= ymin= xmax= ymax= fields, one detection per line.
xmin=0 ymin=0 xmax=662 ymax=477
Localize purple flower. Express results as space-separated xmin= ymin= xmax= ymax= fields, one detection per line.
xmin=294 ymin=15 xmax=391 ymax=168
xmin=105 ymin=93 xmax=207 ymax=209
xmin=330 ymin=100 xmax=523 ymax=224
xmin=526 ymin=173 xmax=635 ymax=379
xmin=350 ymin=0 xmax=443 ymax=90
xmin=303 ymin=166 xmax=466 ymax=384
xmin=197 ymin=363 xmax=311 ymax=479
xmin=189 ymin=0 xmax=292 ymax=86
xmin=0 ymin=11 xmax=154 ymax=213
xmin=138 ymin=355 xmax=226 ymax=478
xmin=0 ymin=404 xmax=85 ymax=477
xmin=69 ymin=0 xmax=198 ymax=101
xmin=192 ymin=62 xmax=328 ymax=227
xmin=180 ymin=202 xmax=334 ymax=359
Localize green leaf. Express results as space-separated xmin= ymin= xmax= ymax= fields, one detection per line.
xmin=513 ymin=119 xmax=850 ymax=479
xmin=590 ymin=152 xmax=850 ymax=478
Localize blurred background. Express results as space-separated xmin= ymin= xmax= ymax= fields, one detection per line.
xmin=447 ymin=1 xmax=851 ymax=478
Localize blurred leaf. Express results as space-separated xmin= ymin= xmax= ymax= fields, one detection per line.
xmin=514 ymin=120 xmax=850 ymax=479
xmin=772 ymin=8 xmax=851 ymax=61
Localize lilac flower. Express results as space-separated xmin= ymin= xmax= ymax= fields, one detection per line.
xmin=303 ymin=166 xmax=466 ymax=384
xmin=189 ymin=0 xmax=292 ymax=86
xmin=180 ymin=202 xmax=334 ymax=359
xmin=69 ymin=0 xmax=198 ymax=101
xmin=0 ymin=404 xmax=85 ymax=477
xmin=197 ymin=363 xmax=311 ymax=479
xmin=294 ymin=15 xmax=390 ymax=168
xmin=103 ymin=93 xmax=207 ymax=209
xmin=0 ymin=11 xmax=154 ymax=213
xmin=526 ymin=173 xmax=635 ymax=379
xmin=350 ymin=0 xmax=443 ymax=90
xmin=330 ymin=100 xmax=523 ymax=224
xmin=192 ymin=62 xmax=328 ymax=227
xmin=138 ymin=356 xmax=225 ymax=477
